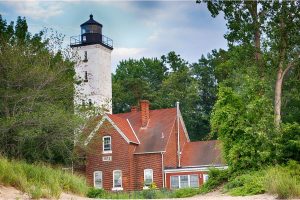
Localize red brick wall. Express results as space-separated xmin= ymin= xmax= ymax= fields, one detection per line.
xmin=86 ymin=120 xmax=137 ymax=191
xmin=133 ymin=153 xmax=163 ymax=190
xmin=165 ymin=171 xmax=208 ymax=189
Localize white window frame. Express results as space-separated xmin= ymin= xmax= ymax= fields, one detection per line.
xmin=112 ymin=170 xmax=123 ymax=191
xmin=203 ymin=174 xmax=209 ymax=183
xmin=143 ymin=169 xmax=153 ymax=189
xmin=93 ymin=171 xmax=103 ymax=189
xmin=170 ymin=174 xmax=199 ymax=189
xmin=102 ymin=136 xmax=112 ymax=154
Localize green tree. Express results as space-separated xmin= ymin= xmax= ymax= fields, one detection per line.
xmin=0 ymin=16 xmax=81 ymax=164
xmin=202 ymin=0 xmax=300 ymax=128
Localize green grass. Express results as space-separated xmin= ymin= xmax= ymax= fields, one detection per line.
xmin=223 ymin=161 xmax=300 ymax=199
xmin=0 ymin=157 xmax=89 ymax=199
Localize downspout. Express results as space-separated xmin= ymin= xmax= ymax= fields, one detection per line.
xmin=177 ymin=102 xmax=181 ymax=168
xmin=161 ymin=152 xmax=165 ymax=188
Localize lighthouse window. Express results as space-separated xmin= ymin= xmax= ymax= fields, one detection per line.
xmin=84 ymin=71 xmax=88 ymax=82
xmin=83 ymin=51 xmax=88 ymax=62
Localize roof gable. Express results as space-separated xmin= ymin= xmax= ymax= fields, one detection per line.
xmin=84 ymin=115 xmax=139 ymax=145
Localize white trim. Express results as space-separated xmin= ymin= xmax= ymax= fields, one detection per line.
xmin=112 ymin=187 xmax=123 ymax=191
xmin=93 ymin=171 xmax=103 ymax=189
xmin=178 ymin=110 xmax=190 ymax=142
xmin=113 ymin=170 xmax=122 ymax=189
xmin=85 ymin=115 xmax=140 ymax=146
xmin=106 ymin=115 xmax=130 ymax=143
xmin=144 ymin=169 xmax=153 ymax=187
xmin=127 ymin=118 xmax=140 ymax=144
xmin=164 ymin=166 xmax=228 ymax=173
xmin=134 ymin=151 xmax=166 ymax=155
xmin=170 ymin=174 xmax=199 ymax=189
xmin=102 ymin=135 xmax=112 ymax=153
xmin=161 ymin=152 xmax=165 ymax=188
xmin=84 ymin=117 xmax=106 ymax=145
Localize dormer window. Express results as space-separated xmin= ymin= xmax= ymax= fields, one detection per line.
xmin=84 ymin=71 xmax=88 ymax=82
xmin=103 ymin=136 xmax=112 ymax=154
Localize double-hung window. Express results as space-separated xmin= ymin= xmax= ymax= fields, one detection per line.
xmin=93 ymin=171 xmax=103 ymax=189
xmin=170 ymin=174 xmax=199 ymax=189
xmin=143 ymin=169 xmax=153 ymax=188
xmin=102 ymin=136 xmax=111 ymax=153
xmin=113 ymin=170 xmax=122 ymax=190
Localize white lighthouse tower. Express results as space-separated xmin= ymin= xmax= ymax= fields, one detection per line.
xmin=70 ymin=14 xmax=113 ymax=114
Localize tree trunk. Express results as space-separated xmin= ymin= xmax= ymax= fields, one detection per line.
xmin=274 ymin=67 xmax=283 ymax=127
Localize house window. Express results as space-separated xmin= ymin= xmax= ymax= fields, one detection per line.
xmin=84 ymin=71 xmax=88 ymax=82
xmin=170 ymin=174 xmax=199 ymax=189
xmin=113 ymin=170 xmax=122 ymax=190
xmin=93 ymin=171 xmax=102 ymax=189
xmin=180 ymin=175 xmax=189 ymax=188
xmin=82 ymin=100 xmax=85 ymax=107
xmin=83 ymin=36 xmax=86 ymax=42
xmin=144 ymin=169 xmax=153 ymax=187
xmin=102 ymin=136 xmax=111 ymax=153
xmin=83 ymin=51 xmax=88 ymax=62
xmin=203 ymin=174 xmax=209 ymax=183
xmin=88 ymin=99 xmax=92 ymax=107
xmin=170 ymin=176 xmax=179 ymax=189
xmin=190 ymin=175 xmax=199 ymax=188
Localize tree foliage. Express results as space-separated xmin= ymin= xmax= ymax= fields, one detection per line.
xmin=0 ymin=15 xmax=81 ymax=164
xmin=201 ymin=1 xmax=300 ymax=171
xmin=112 ymin=51 xmax=218 ymax=140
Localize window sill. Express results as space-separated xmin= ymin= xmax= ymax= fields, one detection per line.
xmin=143 ymin=186 xmax=149 ymax=190
xmin=112 ymin=187 xmax=123 ymax=191
xmin=102 ymin=151 xmax=112 ymax=154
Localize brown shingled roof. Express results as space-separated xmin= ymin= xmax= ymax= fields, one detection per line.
xmin=112 ymin=108 xmax=177 ymax=153
xmin=181 ymin=140 xmax=224 ymax=167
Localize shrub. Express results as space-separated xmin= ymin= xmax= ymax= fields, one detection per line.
xmin=200 ymin=168 xmax=229 ymax=193
xmin=265 ymin=161 xmax=300 ymax=199
xmin=172 ymin=188 xmax=199 ymax=198
xmin=224 ymin=170 xmax=265 ymax=196
xmin=86 ymin=188 xmax=106 ymax=198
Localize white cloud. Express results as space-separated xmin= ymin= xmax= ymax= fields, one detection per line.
xmin=111 ymin=47 xmax=146 ymax=71
xmin=3 ymin=1 xmax=63 ymax=20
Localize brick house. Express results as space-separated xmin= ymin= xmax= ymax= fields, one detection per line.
xmin=84 ymin=100 xmax=226 ymax=191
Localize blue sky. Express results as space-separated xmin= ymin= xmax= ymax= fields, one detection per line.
xmin=0 ymin=1 xmax=228 ymax=71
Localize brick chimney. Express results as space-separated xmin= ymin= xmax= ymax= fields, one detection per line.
xmin=131 ymin=106 xmax=138 ymax=112
xmin=140 ymin=100 xmax=150 ymax=127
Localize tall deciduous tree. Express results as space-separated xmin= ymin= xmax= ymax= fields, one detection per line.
xmin=203 ymin=0 xmax=300 ymax=128
xmin=0 ymin=15 xmax=81 ymax=164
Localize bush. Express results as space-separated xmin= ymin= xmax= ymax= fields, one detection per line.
xmin=265 ymin=161 xmax=300 ymax=199
xmin=86 ymin=188 xmax=106 ymax=198
xmin=224 ymin=170 xmax=265 ymax=196
xmin=172 ymin=188 xmax=199 ymax=198
xmin=0 ymin=157 xmax=88 ymax=199
xmin=200 ymin=168 xmax=229 ymax=193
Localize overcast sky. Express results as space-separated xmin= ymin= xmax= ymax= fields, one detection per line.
xmin=0 ymin=1 xmax=228 ymax=72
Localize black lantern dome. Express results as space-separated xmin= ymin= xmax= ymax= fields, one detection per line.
xmin=70 ymin=14 xmax=113 ymax=49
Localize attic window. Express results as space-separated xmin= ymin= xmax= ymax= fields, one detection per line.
xmin=103 ymin=136 xmax=112 ymax=153
xmin=83 ymin=51 xmax=88 ymax=62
